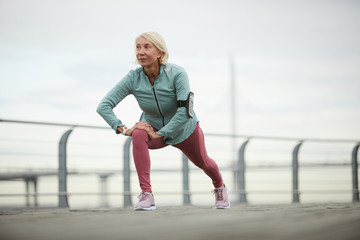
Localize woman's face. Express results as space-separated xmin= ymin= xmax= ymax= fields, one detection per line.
xmin=136 ymin=36 xmax=163 ymax=68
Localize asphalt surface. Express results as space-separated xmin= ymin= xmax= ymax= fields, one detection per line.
xmin=1 ymin=203 xmax=360 ymax=240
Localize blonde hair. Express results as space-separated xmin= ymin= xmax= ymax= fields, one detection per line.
xmin=135 ymin=32 xmax=169 ymax=65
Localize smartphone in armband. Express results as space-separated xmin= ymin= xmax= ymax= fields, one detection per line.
xmin=177 ymin=92 xmax=194 ymax=118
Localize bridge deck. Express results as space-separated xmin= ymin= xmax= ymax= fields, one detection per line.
xmin=1 ymin=203 xmax=359 ymax=240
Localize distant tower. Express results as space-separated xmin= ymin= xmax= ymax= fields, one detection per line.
xmin=230 ymin=56 xmax=236 ymax=162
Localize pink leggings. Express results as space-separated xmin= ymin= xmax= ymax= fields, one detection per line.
xmin=131 ymin=123 xmax=223 ymax=193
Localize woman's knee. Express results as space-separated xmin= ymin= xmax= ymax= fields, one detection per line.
xmin=132 ymin=129 xmax=149 ymax=141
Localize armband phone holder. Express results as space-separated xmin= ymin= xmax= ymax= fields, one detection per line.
xmin=177 ymin=92 xmax=194 ymax=118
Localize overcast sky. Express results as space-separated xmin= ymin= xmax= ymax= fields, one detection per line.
xmin=1 ymin=0 xmax=359 ymax=139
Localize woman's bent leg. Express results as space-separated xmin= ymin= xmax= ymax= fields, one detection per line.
xmin=132 ymin=129 xmax=152 ymax=192
xmin=173 ymin=123 xmax=223 ymax=188
xmin=132 ymin=129 xmax=167 ymax=193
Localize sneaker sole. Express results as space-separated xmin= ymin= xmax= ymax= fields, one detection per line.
xmin=134 ymin=205 xmax=156 ymax=211
xmin=215 ymin=203 xmax=231 ymax=209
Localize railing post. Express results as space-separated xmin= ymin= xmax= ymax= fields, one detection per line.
xmin=292 ymin=141 xmax=303 ymax=203
xmin=123 ymin=137 xmax=132 ymax=207
xmin=352 ymin=143 xmax=359 ymax=202
xmin=33 ymin=177 xmax=38 ymax=207
xmin=182 ymin=153 xmax=191 ymax=205
xmin=58 ymin=129 xmax=73 ymax=208
xmin=25 ymin=178 xmax=30 ymax=207
xmin=98 ymin=173 xmax=114 ymax=207
xmin=238 ymin=139 xmax=249 ymax=203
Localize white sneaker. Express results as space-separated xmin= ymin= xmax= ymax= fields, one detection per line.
xmin=134 ymin=192 xmax=156 ymax=211
xmin=213 ymin=185 xmax=230 ymax=209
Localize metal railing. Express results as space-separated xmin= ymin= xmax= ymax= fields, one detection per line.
xmin=0 ymin=118 xmax=359 ymax=208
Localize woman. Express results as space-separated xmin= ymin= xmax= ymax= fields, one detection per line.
xmin=97 ymin=32 xmax=230 ymax=210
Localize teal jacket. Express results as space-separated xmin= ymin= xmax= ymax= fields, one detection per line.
xmin=96 ymin=63 xmax=198 ymax=145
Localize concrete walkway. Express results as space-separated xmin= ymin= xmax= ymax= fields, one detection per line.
xmin=1 ymin=203 xmax=360 ymax=240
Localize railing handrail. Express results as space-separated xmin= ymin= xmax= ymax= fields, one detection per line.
xmin=0 ymin=118 xmax=108 ymax=130
xmin=1 ymin=118 xmax=359 ymax=143
xmin=1 ymin=118 xmax=359 ymax=207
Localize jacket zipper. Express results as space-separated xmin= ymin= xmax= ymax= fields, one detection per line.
xmin=152 ymin=86 xmax=165 ymax=126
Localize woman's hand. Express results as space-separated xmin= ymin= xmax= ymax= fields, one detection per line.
xmin=117 ymin=122 xmax=163 ymax=139
xmin=145 ymin=129 xmax=163 ymax=140
xmin=117 ymin=126 xmax=134 ymax=136
xmin=135 ymin=122 xmax=152 ymax=128
xmin=134 ymin=122 xmax=163 ymax=140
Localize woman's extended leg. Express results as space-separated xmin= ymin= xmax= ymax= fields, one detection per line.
xmin=173 ymin=123 xmax=230 ymax=208
xmin=173 ymin=123 xmax=223 ymax=188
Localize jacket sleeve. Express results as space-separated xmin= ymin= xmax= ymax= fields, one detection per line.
xmin=96 ymin=73 xmax=133 ymax=133
xmin=156 ymin=70 xmax=191 ymax=139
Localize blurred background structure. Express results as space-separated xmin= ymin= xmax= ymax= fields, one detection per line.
xmin=0 ymin=118 xmax=358 ymax=208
